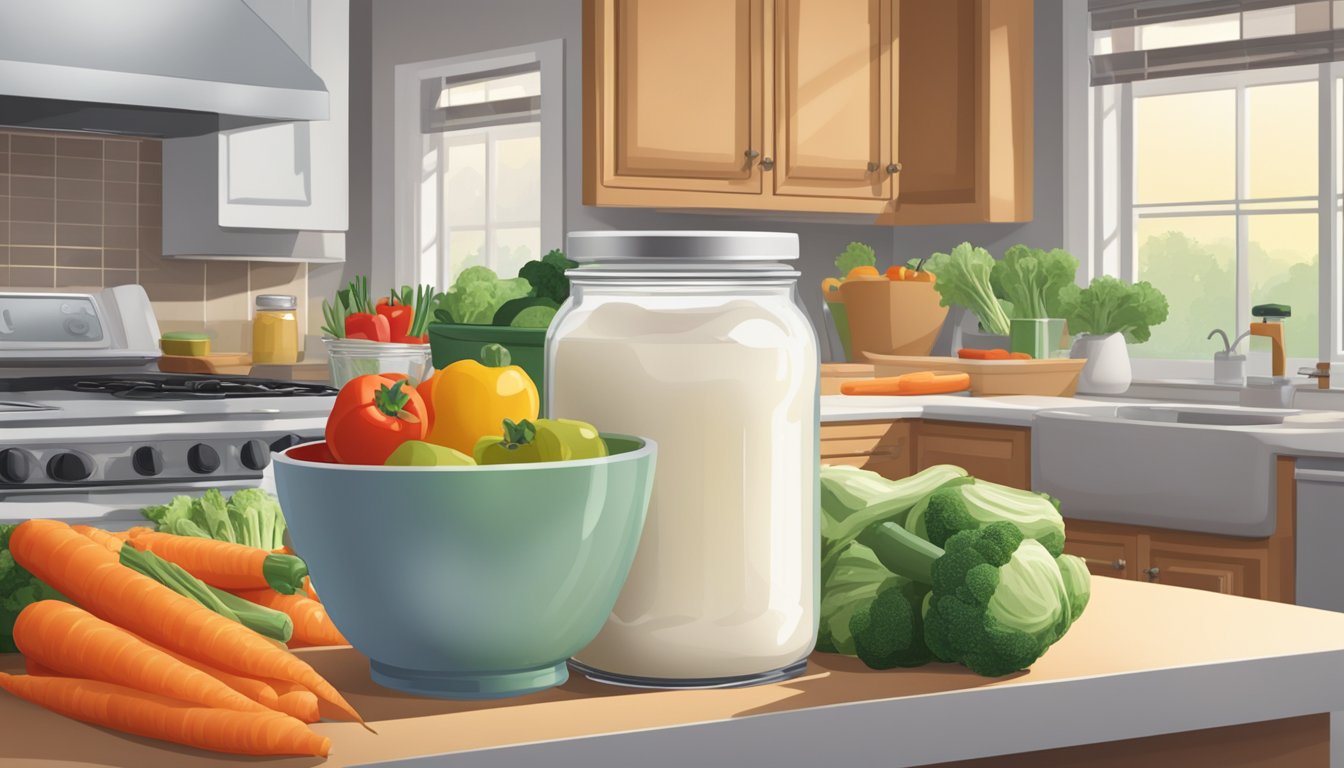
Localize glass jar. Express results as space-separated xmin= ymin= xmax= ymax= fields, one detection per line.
xmin=549 ymin=231 xmax=819 ymax=687
xmin=252 ymin=294 xmax=299 ymax=364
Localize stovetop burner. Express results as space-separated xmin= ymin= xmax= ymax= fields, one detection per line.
xmin=0 ymin=374 xmax=337 ymax=400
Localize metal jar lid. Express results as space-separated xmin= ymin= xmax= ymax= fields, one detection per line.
xmin=566 ymin=231 xmax=799 ymax=263
xmin=256 ymin=294 xmax=297 ymax=311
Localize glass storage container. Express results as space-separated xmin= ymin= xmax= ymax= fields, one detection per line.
xmin=548 ymin=231 xmax=819 ymax=687
xmin=252 ymin=294 xmax=299 ymax=364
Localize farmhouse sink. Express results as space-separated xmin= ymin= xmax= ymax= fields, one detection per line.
xmin=1113 ymin=404 xmax=1295 ymax=427
xmin=1032 ymin=405 xmax=1280 ymax=537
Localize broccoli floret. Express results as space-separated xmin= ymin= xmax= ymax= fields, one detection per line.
xmin=542 ymin=248 xmax=577 ymax=273
xmin=519 ymin=261 xmax=568 ymax=304
xmin=923 ymin=524 xmax=1073 ymax=676
xmin=856 ymin=520 xmax=1079 ymax=677
xmin=440 ymin=266 xmax=533 ymax=325
xmin=849 ymin=577 xmax=933 ymax=669
xmin=920 ymin=480 xmax=1066 ymax=557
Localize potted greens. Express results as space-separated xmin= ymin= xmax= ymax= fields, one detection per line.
xmin=1059 ymin=276 xmax=1170 ymax=394
xmin=917 ymin=242 xmax=1078 ymax=357
xmin=993 ymin=245 xmax=1079 ymax=358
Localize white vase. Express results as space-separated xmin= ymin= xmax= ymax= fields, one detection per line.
xmin=1070 ymin=332 xmax=1131 ymax=394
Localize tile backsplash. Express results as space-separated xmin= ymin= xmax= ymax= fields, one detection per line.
xmin=0 ymin=128 xmax=338 ymax=355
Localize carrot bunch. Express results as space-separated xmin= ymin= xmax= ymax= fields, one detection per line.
xmin=0 ymin=519 xmax=367 ymax=758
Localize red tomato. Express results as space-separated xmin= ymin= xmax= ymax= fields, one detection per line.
xmin=325 ymin=374 xmax=428 ymax=464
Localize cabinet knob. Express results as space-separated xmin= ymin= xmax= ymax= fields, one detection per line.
xmin=1085 ymin=557 xmax=1126 ymax=571
xmin=887 ymin=162 xmax=902 ymax=174
xmin=744 ymin=149 xmax=760 ymax=160
xmin=867 ymin=161 xmax=880 ymax=173
xmin=760 ymin=156 xmax=775 ymax=171
xmin=1145 ymin=567 xmax=1160 ymax=581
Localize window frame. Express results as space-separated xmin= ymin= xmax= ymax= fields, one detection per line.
xmin=392 ymin=40 xmax=564 ymax=289
xmin=1088 ymin=61 xmax=1344 ymax=379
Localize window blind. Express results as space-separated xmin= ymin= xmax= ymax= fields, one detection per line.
xmin=1089 ymin=0 xmax=1344 ymax=84
xmin=421 ymin=62 xmax=541 ymax=134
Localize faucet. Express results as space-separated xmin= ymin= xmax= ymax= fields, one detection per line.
xmin=1239 ymin=304 xmax=1295 ymax=408
xmin=1248 ymin=303 xmax=1290 ymax=377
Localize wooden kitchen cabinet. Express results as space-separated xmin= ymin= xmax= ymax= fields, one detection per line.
xmin=912 ymin=420 xmax=1031 ymax=489
xmin=583 ymin=0 xmax=1031 ymax=223
xmin=820 ymin=420 xmax=913 ymax=479
xmin=1062 ymin=520 xmax=1137 ymax=582
xmin=1062 ymin=459 xmax=1298 ymax=604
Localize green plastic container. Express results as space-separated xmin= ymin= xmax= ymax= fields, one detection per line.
xmin=427 ymin=323 xmax=548 ymax=410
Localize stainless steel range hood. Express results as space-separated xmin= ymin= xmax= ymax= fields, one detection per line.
xmin=0 ymin=0 xmax=329 ymax=138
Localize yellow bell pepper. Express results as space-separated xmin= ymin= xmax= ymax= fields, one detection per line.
xmin=417 ymin=343 xmax=539 ymax=454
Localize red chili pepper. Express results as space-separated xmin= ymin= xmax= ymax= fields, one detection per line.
xmin=345 ymin=312 xmax=391 ymax=343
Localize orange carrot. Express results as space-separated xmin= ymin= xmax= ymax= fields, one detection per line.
xmin=139 ymin=639 xmax=282 ymax=711
xmin=126 ymin=529 xmax=307 ymax=594
xmin=232 ymin=589 xmax=348 ymax=647
xmin=13 ymin=601 xmax=271 ymax=715
xmin=9 ymin=520 xmax=366 ymax=727
xmin=0 ymin=672 xmax=329 ymax=757
xmin=70 ymin=525 xmax=125 ymax=555
xmin=26 ymin=644 xmax=282 ymax=712
xmin=276 ymin=689 xmax=321 ymax=723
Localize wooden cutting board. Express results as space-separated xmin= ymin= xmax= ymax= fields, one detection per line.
xmin=821 ymin=363 xmax=875 ymax=395
xmin=157 ymin=353 xmax=253 ymax=376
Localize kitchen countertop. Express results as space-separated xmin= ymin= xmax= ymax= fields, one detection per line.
xmin=4 ymin=578 xmax=1344 ymax=767
xmin=820 ymin=394 xmax=1099 ymax=427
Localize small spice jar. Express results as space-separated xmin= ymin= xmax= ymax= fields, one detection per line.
xmin=252 ymin=294 xmax=299 ymax=364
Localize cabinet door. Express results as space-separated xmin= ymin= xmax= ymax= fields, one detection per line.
xmin=773 ymin=0 xmax=892 ymax=200
xmin=216 ymin=0 xmax=348 ymax=230
xmin=882 ymin=0 xmax=1032 ymax=224
xmin=592 ymin=0 xmax=764 ymax=194
xmin=1062 ymin=521 xmax=1136 ymax=581
xmin=913 ymin=421 xmax=1030 ymax=489
xmin=1142 ymin=535 xmax=1269 ymax=600
xmin=821 ymin=421 xmax=913 ymax=480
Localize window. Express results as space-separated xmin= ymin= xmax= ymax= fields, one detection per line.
xmin=1126 ymin=69 xmax=1320 ymax=364
xmin=393 ymin=42 xmax=563 ymax=290
xmin=1089 ymin=63 xmax=1344 ymax=378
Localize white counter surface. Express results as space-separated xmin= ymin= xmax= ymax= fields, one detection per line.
xmin=820 ymin=394 xmax=1101 ymax=427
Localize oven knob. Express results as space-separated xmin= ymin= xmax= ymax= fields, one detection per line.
xmin=187 ymin=444 xmax=221 ymax=475
xmin=132 ymin=446 xmax=164 ymax=477
xmin=270 ymin=434 xmax=305 ymax=453
xmin=240 ymin=439 xmax=271 ymax=471
xmin=0 ymin=449 xmax=32 ymax=483
xmin=47 ymin=452 xmax=93 ymax=483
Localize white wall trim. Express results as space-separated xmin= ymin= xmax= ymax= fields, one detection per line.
xmin=391 ymin=39 xmax=565 ymax=289
xmin=1061 ymin=0 xmax=1092 ymax=283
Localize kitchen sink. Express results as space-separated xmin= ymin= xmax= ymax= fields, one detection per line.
xmin=1032 ymin=405 xmax=1279 ymax=537
xmin=1113 ymin=404 xmax=1294 ymax=427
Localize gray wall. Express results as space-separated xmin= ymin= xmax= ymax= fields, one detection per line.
xmin=356 ymin=0 xmax=1065 ymax=342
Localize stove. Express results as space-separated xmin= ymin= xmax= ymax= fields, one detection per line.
xmin=0 ymin=286 xmax=336 ymax=528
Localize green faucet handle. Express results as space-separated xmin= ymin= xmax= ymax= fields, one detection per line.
xmin=1252 ymin=303 xmax=1292 ymax=319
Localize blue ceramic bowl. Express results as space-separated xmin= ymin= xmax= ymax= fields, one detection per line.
xmin=272 ymin=435 xmax=656 ymax=699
